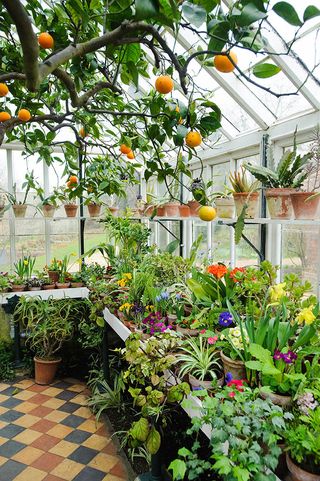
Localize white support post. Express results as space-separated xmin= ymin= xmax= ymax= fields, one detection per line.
xmin=43 ymin=161 xmax=51 ymax=264
xmin=7 ymin=150 xmax=15 ymax=268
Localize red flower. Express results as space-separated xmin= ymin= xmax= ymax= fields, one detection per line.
xmin=207 ymin=264 xmax=227 ymax=279
xmin=200 ymin=329 xmax=206 ymax=334
xmin=208 ymin=336 xmax=218 ymax=345
xmin=227 ymin=379 xmax=245 ymax=392
xmin=228 ymin=391 xmax=236 ymax=398
xmin=229 ymin=267 xmax=246 ymax=282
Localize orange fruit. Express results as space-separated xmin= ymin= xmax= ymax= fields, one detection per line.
xmin=79 ymin=127 xmax=87 ymax=138
xmin=214 ymin=51 xmax=238 ymax=73
xmin=198 ymin=206 xmax=217 ymax=222
xmin=0 ymin=83 xmax=9 ymax=97
xmin=155 ymin=75 xmax=174 ymax=94
xmin=185 ymin=131 xmax=202 ymax=148
xmin=120 ymin=144 xmax=131 ymax=154
xmin=69 ymin=175 xmax=78 ymax=184
xmin=127 ymin=151 xmax=135 ymax=159
xmin=18 ymin=109 xmax=31 ymax=122
xmin=66 ymin=181 xmax=72 ymax=189
xmin=0 ymin=111 xmax=11 ymax=122
xmin=38 ymin=32 xmax=54 ymax=49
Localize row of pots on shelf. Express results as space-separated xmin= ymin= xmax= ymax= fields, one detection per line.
xmin=4 ymin=281 xmax=85 ymax=293
xmin=143 ymin=200 xmax=202 ymax=217
xmin=0 ymin=203 xmax=118 ymax=219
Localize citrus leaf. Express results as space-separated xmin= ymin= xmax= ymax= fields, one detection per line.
xmin=236 ymin=3 xmax=266 ymax=26
xmin=182 ymin=1 xmax=206 ymax=27
xmin=252 ymin=63 xmax=281 ymax=78
xmin=303 ymin=5 xmax=320 ymax=21
xmin=135 ymin=0 xmax=159 ymax=19
xmin=273 ymin=2 xmax=302 ymax=26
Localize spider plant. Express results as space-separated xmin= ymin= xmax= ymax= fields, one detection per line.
xmin=176 ymin=336 xmax=222 ymax=381
xmin=87 ymin=376 xmax=125 ymax=418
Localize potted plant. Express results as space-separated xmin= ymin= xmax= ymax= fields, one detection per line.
xmin=55 ymin=255 xmax=71 ymax=288
xmin=229 ymin=167 xmax=260 ymax=219
xmin=213 ymin=189 xmax=235 ymax=219
xmin=14 ymin=296 xmax=75 ymax=384
xmin=9 ymin=275 xmax=26 ymax=292
xmin=176 ymin=316 xmax=200 ymax=337
xmin=188 ymin=178 xmax=205 ymax=216
xmin=176 ymin=336 xmax=223 ymax=390
xmin=85 ymin=194 xmax=102 ymax=217
xmin=0 ymin=273 xmax=11 ymax=293
xmin=25 ymin=174 xmax=60 ymax=218
xmin=26 ymin=277 xmax=44 ymax=291
xmin=45 ymin=258 xmax=61 ymax=283
xmin=42 ymin=275 xmax=56 ymax=290
xmin=244 ymin=134 xmax=312 ymax=219
xmin=68 ymin=271 xmax=83 ymax=288
xmin=58 ymin=178 xmax=79 ymax=217
xmin=11 ymin=255 xmax=35 ymax=291
xmin=2 ymin=179 xmax=32 ymax=218
xmin=178 ymin=203 xmax=190 ymax=217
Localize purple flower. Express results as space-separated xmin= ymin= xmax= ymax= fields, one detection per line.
xmin=161 ymin=291 xmax=169 ymax=300
xmin=225 ymin=372 xmax=233 ymax=383
xmin=286 ymin=351 xmax=297 ymax=362
xmin=218 ymin=311 xmax=233 ymax=327
xmin=273 ymin=350 xmax=282 ymax=361
xmin=155 ymin=295 xmax=161 ymax=302
xmin=176 ymin=293 xmax=182 ymax=300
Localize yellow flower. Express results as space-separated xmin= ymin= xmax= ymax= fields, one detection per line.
xmin=117 ymin=279 xmax=127 ymax=288
xmin=123 ymin=273 xmax=132 ymax=280
xmin=119 ymin=302 xmax=132 ymax=312
xmin=296 ymin=306 xmax=316 ymax=325
xmin=269 ymin=282 xmax=286 ymax=303
xmin=146 ymin=305 xmax=154 ymax=311
xmin=23 ymin=260 xmax=28 ymax=266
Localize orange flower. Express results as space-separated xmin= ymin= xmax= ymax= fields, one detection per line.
xmin=229 ymin=267 xmax=246 ymax=282
xmin=207 ymin=264 xmax=227 ymax=279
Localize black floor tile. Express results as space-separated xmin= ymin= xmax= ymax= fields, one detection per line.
xmin=0 ymin=424 xmax=25 ymax=439
xmin=0 ymin=460 xmax=26 ymax=481
xmin=64 ymin=429 xmax=92 ymax=444
xmin=69 ymin=445 xmax=98 ymax=464
xmin=0 ymin=440 xmax=26 ymax=457
xmin=72 ymin=466 xmax=106 ymax=481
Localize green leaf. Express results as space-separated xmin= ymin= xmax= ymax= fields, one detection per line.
xmin=245 ymin=360 xmax=262 ymax=370
xmin=207 ymin=20 xmax=229 ymax=53
xmin=234 ymin=466 xmax=250 ymax=481
xmin=253 ymin=63 xmax=281 ymax=78
xmin=182 ymin=1 xmax=207 ymax=27
xmin=165 ymin=239 xmax=180 ymax=253
xmin=236 ymin=3 xmax=266 ymax=26
xmin=96 ymin=316 xmax=105 ymax=327
xmin=146 ymin=427 xmax=161 ymax=454
xmin=273 ymin=2 xmax=302 ymax=26
xmin=303 ymin=5 xmax=320 ymax=21
xmin=234 ymin=204 xmax=246 ymax=244
xmin=135 ymin=0 xmax=159 ymax=19
xmin=168 ymin=459 xmax=186 ymax=480
xmin=123 ymin=44 xmax=141 ymax=64
xmin=131 ymin=417 xmax=149 ymax=442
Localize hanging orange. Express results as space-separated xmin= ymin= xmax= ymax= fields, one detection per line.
xmin=18 ymin=109 xmax=31 ymax=122
xmin=79 ymin=127 xmax=87 ymax=138
xmin=120 ymin=144 xmax=131 ymax=154
xmin=214 ymin=51 xmax=238 ymax=73
xmin=127 ymin=151 xmax=135 ymax=159
xmin=0 ymin=111 xmax=11 ymax=122
xmin=38 ymin=32 xmax=54 ymax=49
xmin=185 ymin=131 xmax=202 ymax=148
xmin=155 ymin=75 xmax=174 ymax=94
xmin=0 ymin=83 xmax=9 ymax=97
xmin=69 ymin=175 xmax=78 ymax=184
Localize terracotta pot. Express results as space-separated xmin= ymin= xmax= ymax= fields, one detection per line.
xmin=13 ymin=204 xmax=27 ymax=218
xmin=70 ymin=282 xmax=83 ymax=288
xmin=215 ymin=198 xmax=235 ymax=219
xmin=189 ymin=373 xmax=224 ymax=391
xmin=290 ymin=192 xmax=320 ymax=220
xmin=144 ymin=204 xmax=155 ymax=216
xmin=88 ymin=203 xmax=101 ymax=217
xmin=109 ymin=206 xmax=118 ymax=216
xmin=56 ymin=282 xmax=71 ymax=289
xmin=188 ymin=200 xmax=201 ymax=216
xmin=34 ymin=357 xmax=61 ymax=385
xmin=156 ymin=206 xmax=166 ymax=217
xmin=178 ymin=204 xmax=190 ymax=217
xmin=265 ymin=188 xmax=296 ymax=219
xmin=220 ymin=351 xmax=246 ymax=380
xmin=163 ymin=202 xmax=179 ymax=217
xmin=123 ymin=320 xmax=135 ymax=332
xmin=167 ymin=313 xmax=177 ymax=328
xmin=260 ymin=388 xmax=292 ymax=407
xmin=286 ymin=454 xmax=320 ymax=481
xmin=233 ymin=192 xmax=259 ymax=219
xmin=11 ymin=285 xmax=26 ymax=292
xmin=48 ymin=270 xmax=60 ymax=283
xmin=64 ymin=204 xmax=78 ymax=217
xmin=42 ymin=204 xmax=56 ymax=218
xmin=184 ymin=304 xmax=193 ymax=317
xmin=176 ymin=325 xmax=198 ymax=337
xmin=29 ymin=286 xmax=42 ymax=291
xmin=43 ymin=284 xmax=56 ymax=290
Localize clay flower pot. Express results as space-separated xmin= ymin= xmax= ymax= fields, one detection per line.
xmin=156 ymin=205 xmax=166 ymax=217
xmin=178 ymin=204 xmax=190 ymax=217
xmin=265 ymin=188 xmax=296 ymax=219
xmin=220 ymin=351 xmax=246 ymax=380
xmin=70 ymin=282 xmax=83 ymax=288
xmin=188 ymin=200 xmax=201 ymax=216
xmin=48 ymin=270 xmax=60 ymax=283
xmin=233 ymin=192 xmax=259 ymax=219
xmin=34 ymin=357 xmax=61 ymax=385
xmin=286 ymin=454 xmax=320 ymax=481
xmin=43 ymin=284 xmax=56 ymax=290
xmin=11 ymin=284 xmax=26 ymax=292
xmin=163 ymin=202 xmax=179 ymax=217
xmin=176 ymin=324 xmax=198 ymax=337
xmin=13 ymin=204 xmax=27 ymax=218
xmin=88 ymin=203 xmax=101 ymax=217
xmin=259 ymin=388 xmax=292 ymax=407
xmin=144 ymin=204 xmax=155 ymax=217
xmin=56 ymin=282 xmax=71 ymax=289
xmin=290 ymin=192 xmax=320 ymax=220
xmin=109 ymin=206 xmax=118 ymax=216
xmin=42 ymin=204 xmax=56 ymax=218
xmin=64 ymin=204 xmax=78 ymax=217
xmin=215 ymin=197 xmax=235 ymax=219
xmin=189 ymin=373 xmax=224 ymax=391
xmin=167 ymin=313 xmax=177 ymax=329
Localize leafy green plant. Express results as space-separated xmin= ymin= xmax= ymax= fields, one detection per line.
xmin=87 ymin=376 xmax=125 ymax=418
xmin=0 ymin=274 xmax=11 ymax=292
xmin=14 ymin=255 xmax=35 ymax=280
xmin=141 ymin=252 xmax=188 ymax=287
xmin=0 ymin=339 xmax=15 ymax=381
xmin=176 ymin=336 xmax=222 ymax=382
xmin=229 ymin=167 xmax=259 ymax=193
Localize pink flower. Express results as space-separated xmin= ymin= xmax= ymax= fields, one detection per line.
xmin=208 ymin=336 xmax=218 ymax=345
xmin=228 ymin=391 xmax=235 ymax=398
xmin=200 ymin=329 xmax=206 ymax=334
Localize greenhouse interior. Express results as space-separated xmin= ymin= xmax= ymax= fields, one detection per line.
xmin=1 ymin=1 xmax=320 ymax=481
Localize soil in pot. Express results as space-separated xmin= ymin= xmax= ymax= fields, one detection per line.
xmin=265 ymin=188 xmax=295 ymax=219
xmin=220 ymin=351 xmax=246 ymax=380
xmin=42 ymin=204 xmax=56 ymax=218
xmin=286 ymin=454 xmax=320 ymax=481
xmin=64 ymin=204 xmax=78 ymax=217
xmin=189 ymin=373 xmax=224 ymax=391
xmin=233 ymin=192 xmax=259 ymax=219
xmin=163 ymin=202 xmax=179 ymax=217
xmin=48 ymin=270 xmax=60 ymax=283
xmin=88 ymin=203 xmax=101 ymax=217
xmin=290 ymin=192 xmax=320 ymax=220
xmin=176 ymin=324 xmax=198 ymax=337
xmin=13 ymin=204 xmax=27 ymax=218
xmin=188 ymin=200 xmax=201 ymax=216
xmin=34 ymin=357 xmax=62 ymax=385
xmin=260 ymin=388 xmax=292 ymax=408
xmin=179 ymin=204 xmax=190 ymax=217
xmin=215 ymin=198 xmax=235 ymax=219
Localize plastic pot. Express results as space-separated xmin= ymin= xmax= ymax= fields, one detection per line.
xmin=290 ymin=192 xmax=320 ymax=220
xmin=265 ymin=188 xmax=296 ymax=219
xmin=215 ymin=197 xmax=235 ymax=219
xmin=13 ymin=204 xmax=27 ymax=218
xmin=233 ymin=192 xmax=259 ymax=219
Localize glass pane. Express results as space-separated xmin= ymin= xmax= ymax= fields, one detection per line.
xmin=15 ymin=235 xmax=46 ymax=271
xmin=212 ymin=225 xmax=231 ymax=264
xmin=236 ymin=225 xmax=260 ymax=267
xmin=50 ymin=234 xmax=80 ymax=272
xmin=0 ymin=235 xmax=10 ymax=272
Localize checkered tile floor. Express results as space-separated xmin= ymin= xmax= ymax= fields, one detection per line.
xmin=0 ymin=378 xmax=128 ymax=481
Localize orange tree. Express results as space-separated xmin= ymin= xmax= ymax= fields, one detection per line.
xmin=0 ymin=0 xmax=318 ymax=200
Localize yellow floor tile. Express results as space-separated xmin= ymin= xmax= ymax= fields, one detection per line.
xmin=12 ymin=446 xmax=44 ymax=464
xmin=42 ymin=398 xmax=66 ymax=409
xmin=14 ymin=466 xmax=47 ymax=481
xmin=0 ymin=394 xmax=9 ymax=403
xmin=14 ymin=379 xmax=35 ymax=389
xmin=45 ymin=410 xmax=69 ymax=423
xmin=14 ymin=390 xmax=37 ymax=401
xmin=14 ymin=414 xmax=41 ymax=428
xmin=47 ymin=424 xmax=73 ymax=439
xmin=102 ymin=475 xmax=126 ymax=481
xmin=0 ymin=383 xmax=9 ymax=392
xmin=73 ymin=406 xmax=92 ymax=419
xmin=0 ymin=437 xmax=8 ymax=446
xmin=49 ymin=440 xmax=78 ymax=457
xmin=78 ymin=419 xmax=103 ymax=433
xmin=67 ymin=384 xmax=86 ymax=393
xmin=0 ymin=407 xmax=8 ymax=415
xmin=13 ymin=429 xmax=43 ymax=444
xmin=83 ymin=434 xmax=110 ymax=451
xmin=17 ymin=401 xmax=39 ymax=413
xmin=71 ymin=394 xmax=88 ymax=406
xmin=41 ymin=387 xmax=63 ymax=397
xmin=0 ymin=421 xmax=8 ymax=429
xmin=0 ymin=455 xmax=8 ymax=467
xmin=89 ymin=453 xmax=119 ymax=472
xmin=51 ymin=459 xmax=83 ymax=480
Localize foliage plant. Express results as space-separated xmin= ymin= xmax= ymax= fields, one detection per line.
xmin=176 ymin=336 xmax=222 ymax=382
xmin=14 ymin=255 xmax=35 ymax=280
xmin=141 ymin=252 xmax=188 ymax=288
xmin=0 ymin=274 xmax=11 ymax=292
xmin=0 ymin=339 xmax=15 ymax=381
xmin=229 ymin=167 xmax=259 ymax=193
xmin=170 ymin=387 xmax=293 ymax=481
xmin=2 ymin=179 xmax=32 ymax=205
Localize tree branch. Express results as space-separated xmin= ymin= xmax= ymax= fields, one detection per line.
xmin=0 ymin=72 xmax=26 ymax=82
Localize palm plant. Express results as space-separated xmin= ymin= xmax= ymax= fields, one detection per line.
xmin=176 ymin=336 xmax=221 ymax=381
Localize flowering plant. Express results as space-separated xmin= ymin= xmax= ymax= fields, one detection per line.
xmin=14 ymin=255 xmax=36 ymax=280
xmin=141 ymin=311 xmax=171 ymax=335
xmin=154 ymin=290 xmax=171 ymax=316
xmin=117 ymin=272 xmax=132 ymax=288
